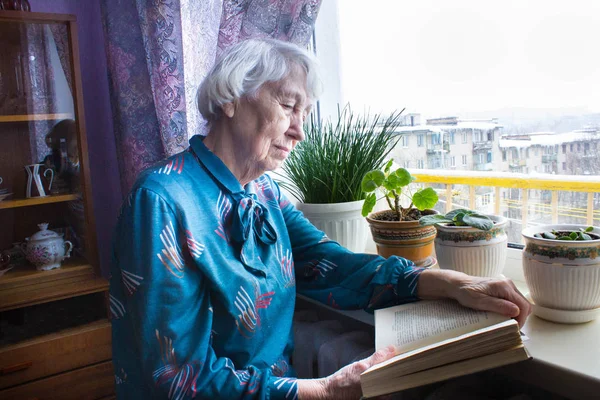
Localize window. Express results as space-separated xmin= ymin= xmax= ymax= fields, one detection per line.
xmin=403 ymin=160 xmax=410 ymax=168
xmin=315 ymin=0 xmax=600 ymax=245
xmin=401 ymin=135 xmax=409 ymax=147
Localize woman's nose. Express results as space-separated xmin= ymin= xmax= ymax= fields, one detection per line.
xmin=287 ymin=112 xmax=305 ymax=142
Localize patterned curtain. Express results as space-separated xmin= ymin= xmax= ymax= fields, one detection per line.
xmin=218 ymin=0 xmax=321 ymax=56
xmin=102 ymin=0 xmax=322 ymax=194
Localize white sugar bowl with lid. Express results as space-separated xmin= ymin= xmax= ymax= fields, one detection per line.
xmin=21 ymin=223 xmax=73 ymax=271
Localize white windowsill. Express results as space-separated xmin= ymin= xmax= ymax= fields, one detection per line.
xmin=298 ymin=247 xmax=600 ymax=398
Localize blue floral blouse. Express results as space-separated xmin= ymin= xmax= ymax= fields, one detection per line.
xmin=109 ymin=135 xmax=424 ymax=399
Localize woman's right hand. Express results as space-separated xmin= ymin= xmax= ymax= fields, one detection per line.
xmin=298 ymin=345 xmax=397 ymax=399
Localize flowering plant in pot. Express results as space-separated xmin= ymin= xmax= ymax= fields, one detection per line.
xmin=278 ymin=107 xmax=404 ymax=252
xmin=419 ymin=209 xmax=508 ymax=277
xmin=522 ymin=224 xmax=600 ymax=324
xmin=361 ymin=161 xmax=439 ymax=266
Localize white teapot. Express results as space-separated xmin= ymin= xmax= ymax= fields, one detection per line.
xmin=22 ymin=223 xmax=73 ymax=271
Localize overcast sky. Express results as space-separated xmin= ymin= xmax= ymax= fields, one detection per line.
xmin=336 ymin=0 xmax=600 ymax=119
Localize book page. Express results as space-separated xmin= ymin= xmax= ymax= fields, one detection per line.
xmin=375 ymin=300 xmax=508 ymax=353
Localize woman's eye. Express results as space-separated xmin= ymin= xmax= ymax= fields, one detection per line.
xmin=282 ymin=104 xmax=293 ymax=110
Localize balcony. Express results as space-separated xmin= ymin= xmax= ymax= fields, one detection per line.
xmin=410 ymin=169 xmax=600 ymax=244
xmin=473 ymin=141 xmax=493 ymax=151
xmin=542 ymin=154 xmax=558 ymax=163
xmin=510 ymin=160 xmax=526 ymax=167
xmin=474 ymin=162 xmax=494 ymax=171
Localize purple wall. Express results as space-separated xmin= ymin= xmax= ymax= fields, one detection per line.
xmin=31 ymin=0 xmax=121 ymax=277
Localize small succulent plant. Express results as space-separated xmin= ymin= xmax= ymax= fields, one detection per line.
xmin=419 ymin=208 xmax=494 ymax=231
xmin=534 ymin=227 xmax=597 ymax=241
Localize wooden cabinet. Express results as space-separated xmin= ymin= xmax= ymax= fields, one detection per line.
xmin=0 ymin=11 xmax=112 ymax=398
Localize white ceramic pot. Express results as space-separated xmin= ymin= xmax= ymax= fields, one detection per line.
xmin=297 ymin=200 xmax=368 ymax=253
xmin=434 ymin=215 xmax=508 ymax=277
xmin=522 ymin=225 xmax=600 ymax=311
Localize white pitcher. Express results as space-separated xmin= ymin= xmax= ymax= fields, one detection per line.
xmin=25 ymin=164 xmax=54 ymax=198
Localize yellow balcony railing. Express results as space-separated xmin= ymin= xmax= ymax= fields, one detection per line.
xmin=411 ymin=169 xmax=600 ymax=229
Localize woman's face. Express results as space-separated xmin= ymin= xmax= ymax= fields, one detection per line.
xmin=225 ymin=64 xmax=312 ymax=175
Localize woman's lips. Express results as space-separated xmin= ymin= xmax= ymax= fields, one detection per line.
xmin=274 ymin=144 xmax=291 ymax=156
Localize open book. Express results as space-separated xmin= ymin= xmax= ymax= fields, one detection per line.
xmin=360 ymin=300 xmax=530 ymax=398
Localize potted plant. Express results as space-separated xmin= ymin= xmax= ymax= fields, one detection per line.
xmin=521 ymin=225 xmax=600 ymax=323
xmin=360 ymin=162 xmax=439 ymax=266
xmin=278 ymin=106 xmax=404 ymax=252
xmin=419 ymin=209 xmax=508 ymax=277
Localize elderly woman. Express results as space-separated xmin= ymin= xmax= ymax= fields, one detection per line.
xmin=110 ymin=38 xmax=530 ymax=399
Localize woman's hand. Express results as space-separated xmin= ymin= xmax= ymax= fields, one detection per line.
xmin=417 ymin=269 xmax=532 ymax=327
xmin=298 ymin=346 xmax=397 ymax=399
xmin=450 ymin=275 xmax=532 ymax=327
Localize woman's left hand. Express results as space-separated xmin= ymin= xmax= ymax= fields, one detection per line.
xmin=450 ymin=275 xmax=532 ymax=327
xmin=417 ymin=269 xmax=532 ymax=327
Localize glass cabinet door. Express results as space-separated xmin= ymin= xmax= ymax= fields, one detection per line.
xmin=0 ymin=15 xmax=96 ymax=282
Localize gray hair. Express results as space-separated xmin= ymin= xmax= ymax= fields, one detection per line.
xmin=197 ymin=38 xmax=322 ymax=124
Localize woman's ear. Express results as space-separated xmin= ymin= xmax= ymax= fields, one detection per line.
xmin=222 ymin=102 xmax=235 ymax=118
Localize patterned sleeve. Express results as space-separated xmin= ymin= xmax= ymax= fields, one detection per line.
xmin=271 ymin=179 xmax=424 ymax=311
xmin=110 ymin=187 xmax=296 ymax=399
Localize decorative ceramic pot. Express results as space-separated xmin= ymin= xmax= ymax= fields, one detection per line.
xmin=297 ymin=200 xmax=369 ymax=253
xmin=366 ymin=209 xmax=437 ymax=267
xmin=21 ymin=223 xmax=73 ymax=271
xmin=434 ymin=215 xmax=508 ymax=277
xmin=522 ymin=224 xmax=600 ymax=311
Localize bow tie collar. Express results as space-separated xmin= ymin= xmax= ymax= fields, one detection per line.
xmin=231 ymin=193 xmax=277 ymax=246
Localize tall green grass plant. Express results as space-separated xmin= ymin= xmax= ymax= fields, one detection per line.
xmin=279 ymin=106 xmax=404 ymax=204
